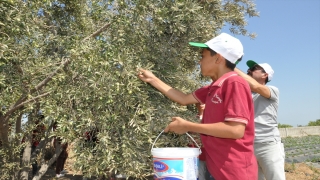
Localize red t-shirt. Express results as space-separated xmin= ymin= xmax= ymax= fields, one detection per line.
xmin=32 ymin=122 xmax=45 ymax=147
xmin=193 ymin=72 xmax=257 ymax=180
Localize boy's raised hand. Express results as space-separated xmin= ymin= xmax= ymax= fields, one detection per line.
xmin=137 ymin=68 xmax=157 ymax=83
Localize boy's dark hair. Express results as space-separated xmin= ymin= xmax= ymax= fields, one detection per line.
xmin=207 ymin=48 xmax=217 ymax=56
xmin=207 ymin=48 xmax=242 ymax=70
xmin=263 ymin=69 xmax=269 ymax=84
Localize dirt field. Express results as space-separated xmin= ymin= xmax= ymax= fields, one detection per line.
xmin=40 ymin=142 xmax=320 ymax=179
xmin=285 ymin=163 xmax=320 ymax=180
xmin=42 ymin=161 xmax=320 ymax=180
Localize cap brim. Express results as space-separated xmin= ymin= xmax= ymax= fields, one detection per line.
xmin=246 ymin=60 xmax=258 ymax=68
xmin=189 ymin=42 xmax=208 ymax=48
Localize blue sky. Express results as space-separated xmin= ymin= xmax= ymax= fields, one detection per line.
xmin=222 ymin=0 xmax=320 ymax=126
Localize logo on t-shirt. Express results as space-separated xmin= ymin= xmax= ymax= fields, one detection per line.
xmin=212 ymin=94 xmax=222 ymax=104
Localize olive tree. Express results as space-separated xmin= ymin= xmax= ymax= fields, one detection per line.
xmin=0 ymin=0 xmax=258 ymax=179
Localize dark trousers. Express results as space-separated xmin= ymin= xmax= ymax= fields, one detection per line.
xmin=55 ymin=143 xmax=68 ymax=174
xmin=31 ymin=145 xmax=38 ymax=176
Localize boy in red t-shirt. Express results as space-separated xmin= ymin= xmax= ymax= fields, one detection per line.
xmin=138 ymin=33 xmax=257 ymax=180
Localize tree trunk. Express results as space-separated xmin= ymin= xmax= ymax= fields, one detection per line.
xmin=32 ymin=143 xmax=62 ymax=180
xmin=16 ymin=112 xmax=23 ymax=134
xmin=0 ymin=115 xmax=9 ymax=148
xmin=20 ymin=142 xmax=32 ymax=180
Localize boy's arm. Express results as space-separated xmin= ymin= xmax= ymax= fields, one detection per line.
xmin=165 ymin=117 xmax=245 ymax=139
xmin=234 ymin=68 xmax=271 ymax=98
xmin=192 ymin=121 xmax=245 ymax=139
xmin=138 ymin=68 xmax=198 ymax=105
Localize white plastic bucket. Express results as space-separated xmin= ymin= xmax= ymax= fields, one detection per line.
xmin=151 ymin=130 xmax=201 ymax=180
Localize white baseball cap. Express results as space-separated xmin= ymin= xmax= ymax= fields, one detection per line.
xmin=247 ymin=60 xmax=274 ymax=81
xmin=189 ymin=33 xmax=244 ymax=64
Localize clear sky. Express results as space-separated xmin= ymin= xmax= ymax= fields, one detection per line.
xmin=222 ymin=0 xmax=320 ymax=126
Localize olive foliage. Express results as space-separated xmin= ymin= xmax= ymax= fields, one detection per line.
xmin=0 ymin=0 xmax=258 ymax=179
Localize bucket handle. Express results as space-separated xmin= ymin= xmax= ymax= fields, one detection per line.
xmin=151 ymin=130 xmax=201 ymax=152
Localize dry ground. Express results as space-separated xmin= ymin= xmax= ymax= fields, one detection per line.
xmin=285 ymin=163 xmax=320 ymax=180
xmin=40 ymin=143 xmax=320 ymax=180
xmin=42 ymin=161 xmax=320 ymax=180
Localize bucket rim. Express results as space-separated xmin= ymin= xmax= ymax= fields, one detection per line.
xmin=151 ymin=130 xmax=201 ymax=154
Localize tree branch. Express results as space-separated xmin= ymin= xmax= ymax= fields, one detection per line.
xmin=15 ymin=110 xmax=24 ymax=134
xmin=5 ymin=57 xmax=70 ymax=121
xmin=32 ymin=142 xmax=63 ymax=180
xmin=4 ymin=20 xmax=111 ymax=122
xmin=82 ymin=22 xmax=112 ymax=42
xmin=4 ymin=92 xmax=51 ymax=122
xmin=31 ymin=58 xmax=70 ymax=94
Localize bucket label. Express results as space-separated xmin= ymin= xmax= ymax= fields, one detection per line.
xmin=153 ymin=157 xmax=198 ymax=180
xmin=154 ymin=161 xmax=169 ymax=172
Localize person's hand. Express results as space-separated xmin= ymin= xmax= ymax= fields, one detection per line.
xmin=164 ymin=117 xmax=191 ymax=134
xmin=137 ymin=68 xmax=157 ymax=83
